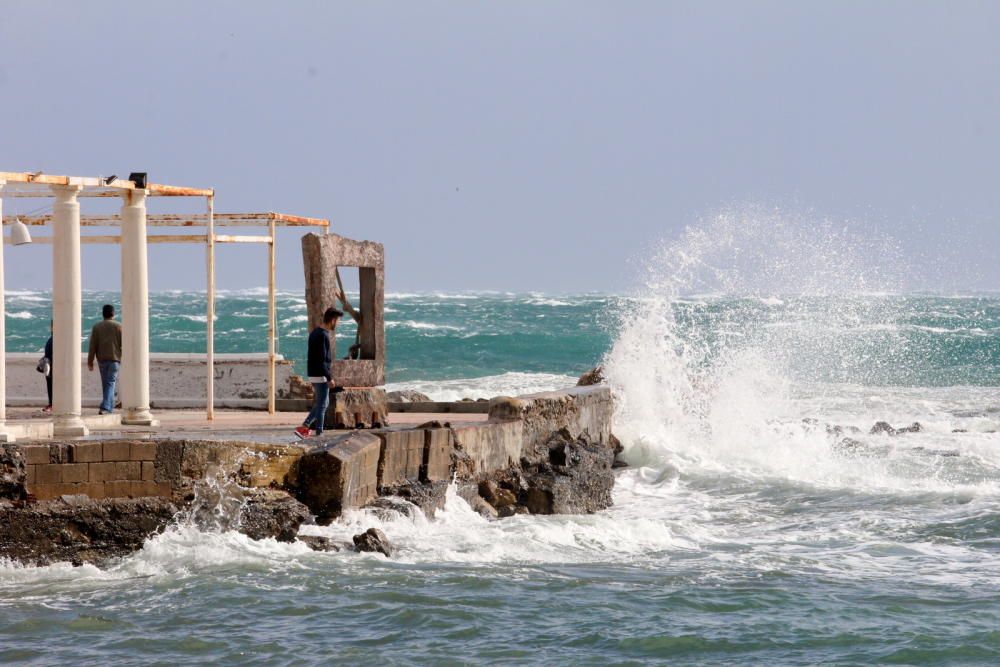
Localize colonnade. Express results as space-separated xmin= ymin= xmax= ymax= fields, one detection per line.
xmin=0 ymin=182 xmax=155 ymax=440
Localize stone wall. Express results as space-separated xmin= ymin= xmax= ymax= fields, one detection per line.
xmin=4 ymin=352 xmax=294 ymax=408
xmin=3 ymin=385 xmax=614 ymax=514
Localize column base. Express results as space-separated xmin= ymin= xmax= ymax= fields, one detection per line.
xmin=53 ymin=416 xmax=89 ymax=437
xmin=0 ymin=429 xmax=14 ymax=443
xmin=122 ymin=408 xmax=159 ymax=427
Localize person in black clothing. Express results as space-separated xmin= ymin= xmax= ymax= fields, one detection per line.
xmin=43 ymin=320 xmax=53 ymax=413
xmin=295 ymin=306 xmax=343 ymax=438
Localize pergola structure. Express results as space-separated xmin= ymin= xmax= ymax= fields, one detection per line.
xmin=0 ymin=171 xmax=327 ymax=441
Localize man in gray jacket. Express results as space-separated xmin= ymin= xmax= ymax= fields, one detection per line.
xmin=88 ymin=304 xmax=122 ymax=415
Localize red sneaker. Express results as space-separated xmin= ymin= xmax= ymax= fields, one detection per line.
xmin=294 ymin=425 xmax=311 ymax=440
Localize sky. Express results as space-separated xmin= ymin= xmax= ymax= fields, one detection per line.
xmin=1 ymin=1 xmax=998 ymax=293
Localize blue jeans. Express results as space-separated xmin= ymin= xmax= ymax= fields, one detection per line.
xmin=304 ymin=382 xmax=330 ymax=434
xmin=98 ymin=360 xmax=120 ymax=413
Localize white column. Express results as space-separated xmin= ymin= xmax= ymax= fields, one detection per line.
xmin=120 ymin=189 xmax=157 ymax=425
xmin=0 ymin=181 xmax=11 ymax=442
xmin=52 ymin=184 xmax=88 ymax=436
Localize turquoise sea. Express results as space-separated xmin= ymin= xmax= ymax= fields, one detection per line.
xmin=2 ymin=231 xmax=1000 ymax=664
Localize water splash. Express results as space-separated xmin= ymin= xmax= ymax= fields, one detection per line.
xmin=603 ymin=205 xmax=998 ymax=491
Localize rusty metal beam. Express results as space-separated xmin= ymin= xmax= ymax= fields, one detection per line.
xmin=0 ymin=172 xmax=211 ymax=196
xmin=3 ymin=213 xmax=328 ymax=228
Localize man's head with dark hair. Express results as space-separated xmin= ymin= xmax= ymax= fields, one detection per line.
xmin=102 ymin=304 xmax=115 ymax=319
xmin=323 ymin=307 xmax=343 ymax=324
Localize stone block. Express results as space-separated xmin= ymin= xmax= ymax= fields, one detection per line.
xmin=103 ymin=441 xmax=132 ymax=462
xmin=89 ymin=462 xmax=117 ymax=483
xmin=115 ymin=461 xmax=142 ymax=481
xmin=238 ymin=444 xmax=306 ymax=489
xmin=61 ymin=463 xmax=89 ymax=484
xmin=129 ymin=481 xmax=160 ymax=497
xmin=20 ymin=445 xmax=50 ymax=466
xmin=69 ymin=442 xmax=103 ymax=463
xmin=105 ymin=480 xmax=132 ymax=498
xmin=28 ymin=483 xmax=82 ymax=500
xmin=130 ymin=442 xmax=157 ymax=461
xmin=423 ymin=428 xmax=453 ymax=482
xmin=452 ymin=421 xmax=524 ymax=477
xmin=48 ymin=443 xmax=70 ymax=464
xmin=35 ymin=464 xmax=62 ymax=485
xmin=326 ymin=387 xmax=389 ymax=429
xmin=489 ymin=386 xmax=614 ymax=463
xmin=25 ymin=465 xmax=36 ymax=486
xmin=141 ymin=461 xmax=156 ymax=481
xmin=82 ymin=483 xmax=106 ymax=500
xmin=294 ymin=431 xmax=381 ymax=520
xmin=376 ymin=429 xmax=425 ymax=489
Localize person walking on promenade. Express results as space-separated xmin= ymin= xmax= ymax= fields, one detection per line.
xmin=87 ymin=304 xmax=122 ymax=415
xmin=42 ymin=320 xmax=53 ymax=413
xmin=295 ymin=306 xmax=342 ymax=439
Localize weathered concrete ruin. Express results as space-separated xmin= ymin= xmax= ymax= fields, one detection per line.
xmin=0 ymin=385 xmax=616 ymax=566
xmin=301 ymin=232 xmax=389 ymax=428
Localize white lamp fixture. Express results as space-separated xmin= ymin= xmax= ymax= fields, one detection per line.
xmin=9 ymin=217 xmax=32 ymax=245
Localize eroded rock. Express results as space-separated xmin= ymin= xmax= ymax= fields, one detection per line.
xmin=387 ymin=390 xmax=432 ymax=403
xmin=239 ymin=489 xmax=312 ymax=542
xmin=577 ymin=366 xmax=604 ymax=386
xmin=0 ymin=497 xmax=178 ymax=567
xmin=353 ymin=527 xmax=392 ymax=557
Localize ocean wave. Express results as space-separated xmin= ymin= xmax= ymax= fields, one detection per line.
xmin=386 ymin=320 xmax=463 ymax=332
xmin=526 ymin=298 xmax=573 ymax=307
xmin=5 ymin=311 xmax=33 ymax=319
xmin=386 ymin=371 xmax=577 ymax=401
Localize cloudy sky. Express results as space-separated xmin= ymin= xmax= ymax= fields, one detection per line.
xmin=1 ymin=1 xmax=998 ymax=293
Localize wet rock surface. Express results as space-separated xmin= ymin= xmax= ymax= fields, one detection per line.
xmin=0 ymin=444 xmax=26 ymax=500
xmin=387 ymin=390 xmax=433 ymax=403
xmin=297 ymin=535 xmax=342 ymax=552
xmin=239 ymin=489 xmax=312 ymax=542
xmin=474 ymin=429 xmax=615 ymax=517
xmin=0 ymin=496 xmax=178 ymax=567
xmin=576 ymin=366 xmax=604 ymax=386
xmin=870 ymin=421 xmax=922 ymax=436
xmin=353 ymin=527 xmax=392 ymax=557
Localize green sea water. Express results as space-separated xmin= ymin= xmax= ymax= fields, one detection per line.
xmin=1 ymin=288 xmax=998 ymax=665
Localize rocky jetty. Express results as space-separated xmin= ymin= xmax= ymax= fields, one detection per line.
xmin=0 ymin=496 xmax=178 ymax=567
xmin=0 ymin=385 xmax=617 ymax=567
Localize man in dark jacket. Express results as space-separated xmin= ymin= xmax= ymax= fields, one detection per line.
xmin=295 ymin=306 xmax=343 ymax=438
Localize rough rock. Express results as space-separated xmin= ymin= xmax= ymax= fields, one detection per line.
xmin=576 ymin=366 xmax=604 ymax=386
xmin=0 ymin=497 xmax=178 ymax=567
xmin=297 ymin=535 xmax=341 ymax=552
xmin=353 ymin=527 xmax=392 ymax=557
xmin=364 ymin=495 xmax=420 ymax=521
xmin=519 ymin=428 xmax=614 ymax=515
xmin=468 ymin=495 xmax=498 ymax=519
xmin=870 ymin=421 xmax=922 ymax=436
xmin=238 ymin=489 xmax=312 ymax=542
xmin=0 ymin=444 xmax=27 ymax=500
xmin=390 ymin=481 xmax=450 ymax=518
xmin=387 ymin=390 xmax=432 ymax=403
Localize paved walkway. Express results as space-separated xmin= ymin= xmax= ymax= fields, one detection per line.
xmin=5 ymin=407 xmax=487 ymax=443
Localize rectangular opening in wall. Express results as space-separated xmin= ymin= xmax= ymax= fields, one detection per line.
xmin=335 ymin=265 xmax=376 ymax=360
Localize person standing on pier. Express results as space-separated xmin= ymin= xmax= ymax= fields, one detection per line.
xmin=295 ymin=306 xmax=343 ymax=439
xmin=87 ymin=304 xmax=122 ymax=415
xmin=42 ymin=320 xmax=53 ymax=413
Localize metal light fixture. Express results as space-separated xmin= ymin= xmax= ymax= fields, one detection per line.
xmin=9 ymin=218 xmax=32 ymax=246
